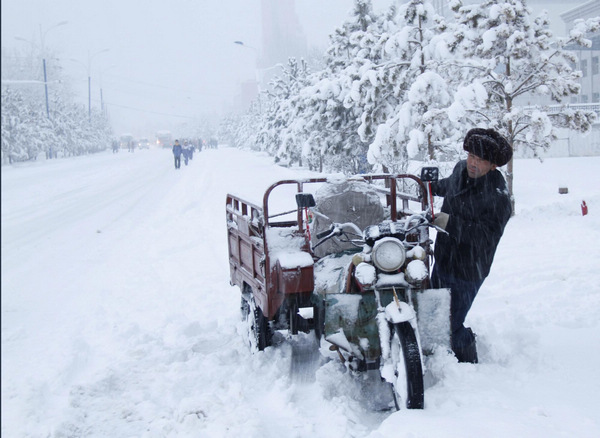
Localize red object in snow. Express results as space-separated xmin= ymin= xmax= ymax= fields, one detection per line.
xmin=581 ymin=200 xmax=588 ymax=216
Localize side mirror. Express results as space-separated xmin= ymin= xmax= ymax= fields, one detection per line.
xmin=421 ymin=167 xmax=439 ymax=182
xmin=296 ymin=193 xmax=316 ymax=208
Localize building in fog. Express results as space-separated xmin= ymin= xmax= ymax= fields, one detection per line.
xmin=561 ymin=0 xmax=600 ymax=105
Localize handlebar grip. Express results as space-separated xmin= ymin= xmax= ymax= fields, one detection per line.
xmin=316 ymin=227 xmax=334 ymax=239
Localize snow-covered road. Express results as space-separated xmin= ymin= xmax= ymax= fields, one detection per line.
xmin=2 ymin=147 xmax=600 ymax=437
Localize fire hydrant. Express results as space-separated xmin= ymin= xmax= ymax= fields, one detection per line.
xmin=581 ymin=200 xmax=588 ymax=216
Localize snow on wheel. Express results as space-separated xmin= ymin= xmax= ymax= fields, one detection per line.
xmin=388 ymin=321 xmax=424 ymax=409
xmin=244 ymin=295 xmax=272 ymax=352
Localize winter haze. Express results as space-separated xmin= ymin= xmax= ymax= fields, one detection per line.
xmin=0 ymin=0 xmax=387 ymax=137
xmin=0 ymin=0 xmax=577 ymax=138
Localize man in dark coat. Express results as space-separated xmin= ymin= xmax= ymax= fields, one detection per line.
xmin=172 ymin=139 xmax=183 ymax=169
xmin=430 ymin=128 xmax=512 ymax=363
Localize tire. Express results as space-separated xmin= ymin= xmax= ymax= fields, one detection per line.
xmin=240 ymin=295 xmax=250 ymax=321
xmin=246 ymin=296 xmax=272 ymax=352
xmin=389 ymin=321 xmax=424 ymax=409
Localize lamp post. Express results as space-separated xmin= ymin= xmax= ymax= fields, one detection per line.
xmin=39 ymin=21 xmax=68 ymax=55
xmin=15 ymin=36 xmax=52 ymax=119
xmin=234 ymin=40 xmax=259 ymax=51
xmin=99 ymin=64 xmax=116 ymax=113
xmin=234 ymin=40 xmax=260 ymax=82
xmin=234 ymin=40 xmax=262 ymax=110
xmin=15 ymin=21 xmax=67 ymax=119
xmin=87 ymin=49 xmax=110 ymax=122
xmin=39 ymin=21 xmax=68 ymax=118
xmin=234 ymin=41 xmax=284 ymax=112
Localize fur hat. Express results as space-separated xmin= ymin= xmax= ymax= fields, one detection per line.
xmin=463 ymin=128 xmax=512 ymax=167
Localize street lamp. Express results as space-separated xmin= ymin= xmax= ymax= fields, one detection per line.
xmin=234 ymin=41 xmax=284 ymax=112
xmin=99 ymin=64 xmax=117 ymax=113
xmin=234 ymin=40 xmax=262 ymax=109
xmin=234 ymin=40 xmax=259 ymax=51
xmin=87 ymin=49 xmax=110 ymax=122
xmin=15 ymin=21 xmax=68 ymax=118
xmin=39 ymin=21 xmax=68 ymax=57
xmin=40 ymin=21 xmax=68 ymax=118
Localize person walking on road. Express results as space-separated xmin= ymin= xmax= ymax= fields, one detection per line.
xmin=429 ymin=128 xmax=512 ymax=364
xmin=172 ymin=139 xmax=183 ymax=169
xmin=182 ymin=140 xmax=190 ymax=166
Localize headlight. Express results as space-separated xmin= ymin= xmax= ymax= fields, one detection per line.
xmin=371 ymin=237 xmax=406 ymax=272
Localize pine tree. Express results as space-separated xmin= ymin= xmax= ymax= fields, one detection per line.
xmin=256 ymin=57 xmax=310 ymax=167
xmin=448 ymin=0 xmax=599 ymax=210
xmin=292 ymin=0 xmax=381 ymax=173
xmin=363 ymin=0 xmax=461 ymax=173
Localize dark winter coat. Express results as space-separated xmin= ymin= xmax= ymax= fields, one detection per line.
xmin=431 ymin=160 xmax=511 ymax=282
xmin=172 ymin=144 xmax=183 ymax=157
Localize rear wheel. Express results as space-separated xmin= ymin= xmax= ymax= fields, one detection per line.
xmin=245 ymin=296 xmax=272 ymax=352
xmin=389 ymin=321 xmax=424 ymax=409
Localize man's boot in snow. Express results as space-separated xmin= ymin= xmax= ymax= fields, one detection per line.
xmin=452 ymin=327 xmax=478 ymax=364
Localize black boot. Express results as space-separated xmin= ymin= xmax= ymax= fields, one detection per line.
xmin=452 ymin=328 xmax=478 ymax=364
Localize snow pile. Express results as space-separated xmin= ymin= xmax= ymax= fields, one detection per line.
xmin=2 ymin=147 xmax=600 ymax=437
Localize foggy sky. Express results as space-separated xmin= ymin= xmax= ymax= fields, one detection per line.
xmin=1 ymin=0 xmax=368 ymax=138
xmin=1 ymin=0 xmax=578 ymax=139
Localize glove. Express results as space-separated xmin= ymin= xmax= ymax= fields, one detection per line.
xmin=433 ymin=212 xmax=449 ymax=230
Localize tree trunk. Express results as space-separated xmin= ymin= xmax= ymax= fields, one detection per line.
xmin=428 ymin=132 xmax=434 ymax=161
xmin=505 ymin=58 xmax=515 ymax=216
xmin=507 ymin=156 xmax=515 ymax=216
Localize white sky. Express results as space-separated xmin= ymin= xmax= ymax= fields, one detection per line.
xmin=0 ymin=0 xmax=366 ymax=138
xmin=1 ymin=0 xmax=580 ymax=139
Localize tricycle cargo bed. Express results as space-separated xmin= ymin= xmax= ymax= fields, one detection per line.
xmin=226 ymin=195 xmax=266 ymax=304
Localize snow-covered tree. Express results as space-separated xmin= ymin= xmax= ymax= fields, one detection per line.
xmin=360 ymin=0 xmax=462 ymax=173
xmin=290 ymin=0 xmax=382 ymax=173
xmin=256 ymin=57 xmax=311 ymax=167
xmin=448 ymin=0 xmax=599 ymax=206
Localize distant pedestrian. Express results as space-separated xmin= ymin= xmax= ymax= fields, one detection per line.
xmin=182 ymin=140 xmax=190 ymax=165
xmin=112 ymin=140 xmax=119 ymax=154
xmin=172 ymin=139 xmax=182 ymax=169
xmin=185 ymin=140 xmax=194 ymax=161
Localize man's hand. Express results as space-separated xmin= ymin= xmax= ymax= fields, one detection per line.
xmin=433 ymin=212 xmax=449 ymax=230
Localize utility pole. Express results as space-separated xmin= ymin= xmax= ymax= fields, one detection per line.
xmin=43 ymin=59 xmax=49 ymax=118
xmin=87 ymin=49 xmax=110 ymax=122
xmin=39 ymin=21 xmax=68 ymax=118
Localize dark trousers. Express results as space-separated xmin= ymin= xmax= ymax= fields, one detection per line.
xmin=431 ymin=264 xmax=483 ymax=363
xmin=174 ymin=156 xmax=181 ymax=168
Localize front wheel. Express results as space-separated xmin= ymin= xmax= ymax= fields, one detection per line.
xmin=388 ymin=321 xmax=424 ymax=409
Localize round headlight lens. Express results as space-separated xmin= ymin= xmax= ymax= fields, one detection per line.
xmin=371 ymin=237 xmax=406 ymax=272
